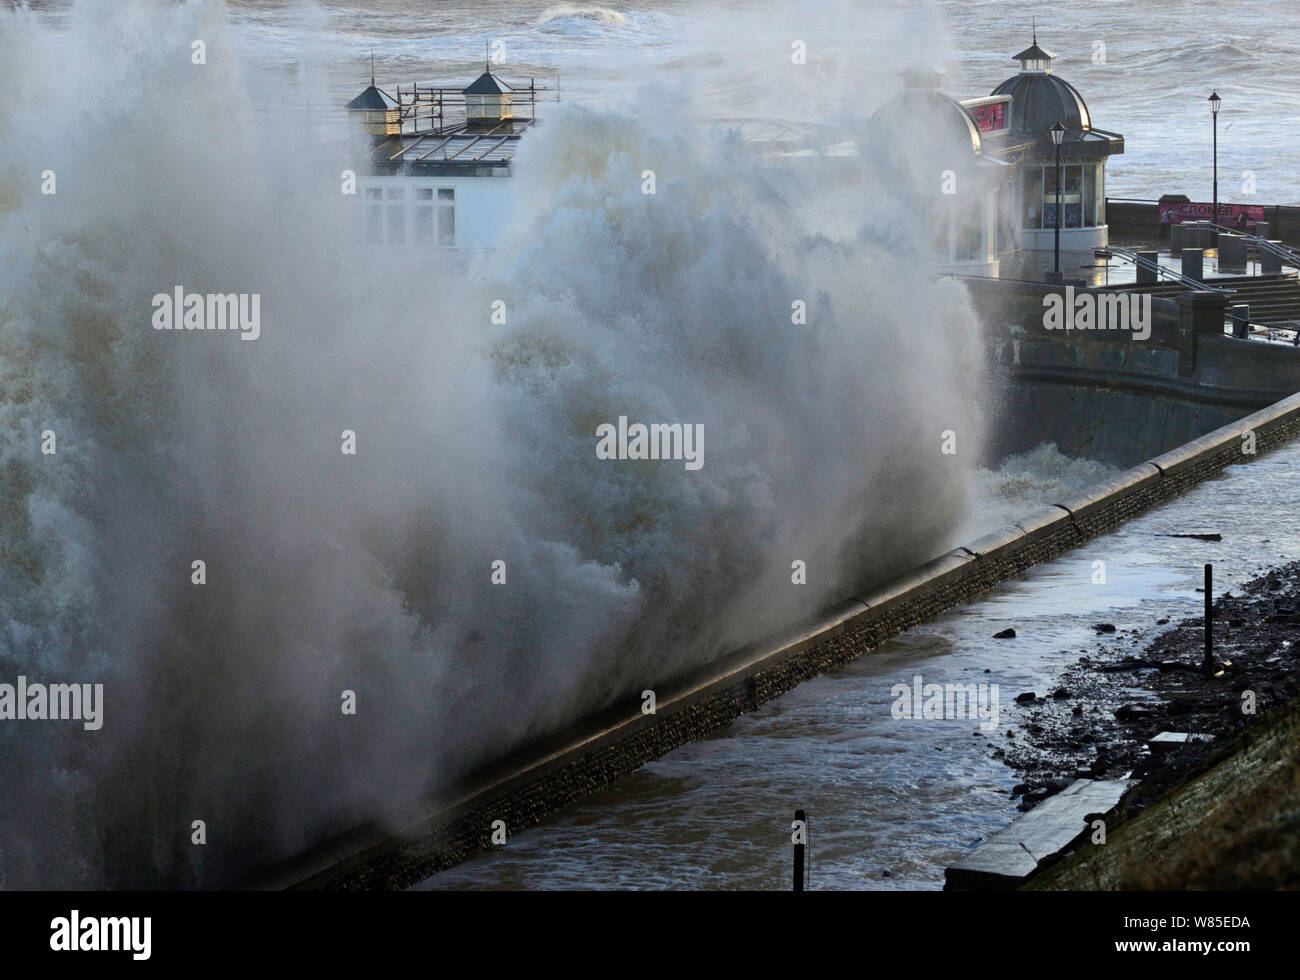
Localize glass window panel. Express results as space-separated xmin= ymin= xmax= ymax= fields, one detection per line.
xmin=387 ymin=204 xmax=405 ymax=245
xmin=1022 ymin=167 xmax=1042 ymax=229
xmin=1083 ymin=165 xmax=1095 ymax=227
xmin=438 ymin=204 xmax=455 ymax=246
xmin=416 ymin=205 xmax=435 ymax=246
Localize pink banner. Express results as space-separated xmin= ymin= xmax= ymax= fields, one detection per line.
xmin=970 ymin=101 xmax=1007 ymax=133
xmin=1158 ymin=201 xmax=1267 ymax=225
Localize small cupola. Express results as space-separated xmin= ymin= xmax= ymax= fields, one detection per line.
xmin=1011 ymin=25 xmax=1055 ymax=73
xmin=992 ymin=30 xmax=1092 ymax=134
xmin=346 ymin=70 xmax=400 ymax=138
xmin=900 ymin=63 xmax=946 ymax=93
xmin=463 ymin=67 xmax=513 ymax=130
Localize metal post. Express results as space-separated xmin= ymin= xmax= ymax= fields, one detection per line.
xmin=1204 ymin=563 xmax=1214 ymax=674
xmin=1054 ymin=142 xmax=1062 ymax=275
xmin=1212 ymin=112 xmax=1219 ymax=243
xmin=793 ymin=809 xmax=806 ymax=892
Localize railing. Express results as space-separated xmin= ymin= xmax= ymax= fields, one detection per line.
xmin=1208 ymin=223 xmax=1300 ymax=270
xmin=1105 ymin=197 xmax=1162 ymax=206
xmin=1096 ymin=244 xmax=1235 ymax=295
xmin=1230 ymin=320 xmax=1300 ymax=346
xmin=1095 ymin=244 xmax=1300 ymax=343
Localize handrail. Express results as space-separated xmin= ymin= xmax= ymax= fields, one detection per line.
xmin=1207 ymin=223 xmax=1300 ymax=269
xmin=1232 ymin=320 xmax=1300 ymax=346
xmin=1097 ymin=244 xmax=1234 ymax=295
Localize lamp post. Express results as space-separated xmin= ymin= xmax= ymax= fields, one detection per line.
xmin=1050 ymin=120 xmax=1065 ymax=278
xmin=1208 ymin=91 xmax=1221 ymax=238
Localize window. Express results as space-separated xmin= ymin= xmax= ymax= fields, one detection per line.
xmin=929 ymin=197 xmax=950 ymax=261
xmin=954 ymin=197 xmax=982 ymax=261
xmin=1022 ymin=167 xmax=1042 ymax=229
xmin=437 ymin=188 xmax=455 ymax=246
xmin=416 ymin=207 xmax=435 ymax=246
xmin=1064 ymin=164 xmax=1082 ymax=228
xmin=414 ymin=188 xmax=435 ymax=245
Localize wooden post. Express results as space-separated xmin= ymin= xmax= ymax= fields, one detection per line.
xmin=793 ymin=809 xmax=806 ymax=892
xmin=1204 ymin=563 xmax=1213 ymax=674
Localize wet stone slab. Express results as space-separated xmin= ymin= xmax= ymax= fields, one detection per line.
xmin=944 ymin=778 xmax=1129 ymax=890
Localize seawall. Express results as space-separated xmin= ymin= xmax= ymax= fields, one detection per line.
xmin=963 ymin=277 xmax=1300 ymax=466
xmin=238 ymin=392 xmax=1300 ymax=891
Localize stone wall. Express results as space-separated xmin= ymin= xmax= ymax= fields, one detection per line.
xmin=1106 ymin=200 xmax=1300 ymax=247
xmin=238 ymin=393 xmax=1300 ymax=892
xmin=963 ymin=276 xmax=1300 ymax=466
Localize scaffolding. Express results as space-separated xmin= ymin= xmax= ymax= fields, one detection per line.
xmin=387 ymin=77 xmax=557 ymax=137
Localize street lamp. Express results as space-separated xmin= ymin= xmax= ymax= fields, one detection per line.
xmin=1050 ymin=120 xmax=1065 ymax=277
xmin=1208 ymin=91 xmax=1221 ymax=237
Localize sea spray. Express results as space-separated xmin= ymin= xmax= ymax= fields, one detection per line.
xmin=0 ymin=0 xmax=985 ymax=887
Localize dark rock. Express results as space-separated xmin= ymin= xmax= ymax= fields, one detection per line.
xmin=1094 ymin=623 xmax=1117 ymax=633
xmin=1115 ymin=704 xmax=1156 ymax=721
xmin=1100 ymin=658 xmax=1155 ymax=672
xmin=993 ymin=628 xmax=1016 ymax=639
xmin=1052 ymin=687 xmax=1071 ymax=699
xmin=1015 ymin=692 xmax=1037 ymax=704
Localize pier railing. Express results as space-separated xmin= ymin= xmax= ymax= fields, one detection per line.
xmin=1207 ymin=222 xmax=1300 ymax=270
xmin=1097 ymin=244 xmax=1234 ymax=295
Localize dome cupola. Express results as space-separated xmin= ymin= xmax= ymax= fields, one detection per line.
xmin=991 ymin=30 xmax=1091 ymax=134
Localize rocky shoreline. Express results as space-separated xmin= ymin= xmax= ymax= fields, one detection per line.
xmin=996 ymin=560 xmax=1300 ymax=822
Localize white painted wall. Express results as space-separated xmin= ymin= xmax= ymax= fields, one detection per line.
xmin=1019 ymin=224 xmax=1109 ymax=252
xmin=348 ymin=173 xmax=516 ymax=252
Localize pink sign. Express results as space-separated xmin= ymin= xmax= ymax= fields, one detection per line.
xmin=1158 ymin=201 xmax=1266 ymax=225
xmin=970 ymin=101 xmax=1007 ymax=133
